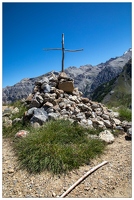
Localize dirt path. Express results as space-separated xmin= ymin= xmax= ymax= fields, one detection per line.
xmin=2 ymin=133 xmax=132 ymax=198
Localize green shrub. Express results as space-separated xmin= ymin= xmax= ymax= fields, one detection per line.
xmin=13 ymin=119 xmax=106 ymax=174
xmin=10 ymin=100 xmax=27 ymax=120
xmin=119 ymin=107 xmax=132 ymax=121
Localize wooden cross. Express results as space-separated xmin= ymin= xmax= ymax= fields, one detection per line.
xmin=43 ymin=33 xmax=83 ymax=72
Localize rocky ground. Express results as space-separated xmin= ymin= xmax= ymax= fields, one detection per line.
xmin=2 ymin=132 xmax=132 ymax=198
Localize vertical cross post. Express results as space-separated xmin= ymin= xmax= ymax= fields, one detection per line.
xmin=43 ymin=34 xmax=83 ymax=72
xmin=62 ymin=33 xmax=64 ymax=72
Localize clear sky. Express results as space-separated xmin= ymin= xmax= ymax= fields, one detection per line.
xmin=2 ymin=1 xmax=132 ymax=88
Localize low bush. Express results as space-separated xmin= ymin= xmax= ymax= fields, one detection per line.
xmin=118 ymin=107 xmax=132 ymax=121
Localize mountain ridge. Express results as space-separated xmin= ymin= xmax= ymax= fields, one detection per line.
xmin=2 ymin=48 xmax=132 ymax=104
xmin=91 ymin=58 xmax=131 ymax=106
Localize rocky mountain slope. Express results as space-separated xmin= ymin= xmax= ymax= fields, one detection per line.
xmin=2 ymin=48 xmax=132 ymax=104
xmin=85 ymin=48 xmax=132 ymax=97
xmin=91 ymin=59 xmax=132 ymax=107
xmin=102 ymin=59 xmax=132 ymax=107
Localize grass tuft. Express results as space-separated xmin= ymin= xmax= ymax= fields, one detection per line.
xmin=118 ymin=107 xmax=132 ymax=121
xmin=13 ymin=119 xmax=106 ymax=174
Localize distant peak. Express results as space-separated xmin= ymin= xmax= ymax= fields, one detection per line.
xmin=123 ymin=48 xmax=132 ymax=55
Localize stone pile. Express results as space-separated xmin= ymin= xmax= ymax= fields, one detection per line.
xmin=2 ymin=106 xmax=21 ymax=127
xmin=23 ymin=72 xmax=129 ymax=134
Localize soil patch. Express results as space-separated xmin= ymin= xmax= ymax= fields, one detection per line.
xmin=2 ymin=133 xmax=132 ymax=198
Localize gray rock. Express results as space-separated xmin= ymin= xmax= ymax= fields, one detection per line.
xmin=81 ymin=119 xmax=88 ymax=124
xmin=34 ymin=108 xmax=47 ymax=116
xmin=2 ymin=108 xmax=12 ymax=117
xmin=91 ymin=111 xmax=97 ymax=118
xmin=2 ymin=116 xmax=9 ymax=123
xmin=103 ymin=120 xmax=112 ymax=128
xmin=41 ymin=83 xmax=51 ymax=93
xmin=122 ymin=121 xmax=132 ymax=132
xmin=31 ymin=122 xmax=41 ymax=128
xmin=48 ymin=113 xmax=60 ymax=120
xmin=30 ymin=114 xmax=48 ymax=125
xmin=112 ymin=118 xmax=121 ymax=125
xmin=87 ymin=119 xmax=93 ymax=126
xmin=44 ymin=102 xmax=53 ymax=108
xmin=3 ymin=119 xmax=12 ymax=127
xmin=30 ymin=108 xmax=48 ymax=125
xmin=12 ymin=118 xmax=22 ymax=124
xmin=115 ymin=126 xmax=124 ymax=131
xmin=91 ymin=103 xmax=99 ymax=110
xmin=113 ymin=111 xmax=119 ymax=118
xmin=34 ymin=93 xmax=44 ymax=104
xmin=127 ymin=128 xmax=132 ymax=138
xmin=46 ymin=108 xmax=54 ymax=113
xmin=76 ymin=113 xmax=86 ymax=121
xmin=25 ymin=93 xmax=34 ymax=103
xmin=35 ymin=77 xmax=49 ymax=85
xmin=78 ymin=103 xmax=91 ymax=111
xmin=29 ymin=99 xmax=41 ymax=108
xmin=101 ymin=114 xmax=110 ymax=120
xmin=60 ymin=109 xmax=70 ymax=116
xmin=27 ymin=107 xmax=37 ymax=116
xmin=11 ymin=107 xmax=19 ymax=114
xmin=99 ymin=130 xmax=115 ymax=144
xmin=73 ymin=107 xmax=80 ymax=115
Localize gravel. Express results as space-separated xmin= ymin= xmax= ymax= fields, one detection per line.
xmin=2 ymin=132 xmax=132 ymax=198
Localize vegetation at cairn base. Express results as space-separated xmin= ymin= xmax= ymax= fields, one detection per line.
xmin=3 ymin=121 xmax=29 ymax=138
xmin=3 ymin=100 xmax=28 ymax=138
xmin=13 ymin=119 xmax=106 ymax=175
xmin=10 ymin=100 xmax=28 ymax=120
xmin=118 ymin=107 xmax=132 ymax=121
xmin=2 ymin=100 xmax=105 ymax=175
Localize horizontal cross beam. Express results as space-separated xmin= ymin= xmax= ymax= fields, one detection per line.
xmin=43 ymin=33 xmax=83 ymax=72
xmin=43 ymin=48 xmax=84 ymax=52
xmin=43 ymin=48 xmax=62 ymax=51
xmin=65 ymin=49 xmax=84 ymax=52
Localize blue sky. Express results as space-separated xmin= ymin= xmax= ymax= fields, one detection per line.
xmin=2 ymin=2 xmax=132 ymax=87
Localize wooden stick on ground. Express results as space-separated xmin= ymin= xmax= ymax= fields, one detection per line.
xmin=59 ymin=160 xmax=108 ymax=198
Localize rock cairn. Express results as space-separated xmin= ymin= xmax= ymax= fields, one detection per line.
xmin=23 ymin=72 xmax=130 ymax=133
xmin=2 ymin=72 xmax=132 ymax=141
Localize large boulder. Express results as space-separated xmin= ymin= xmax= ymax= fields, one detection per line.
xmin=127 ymin=128 xmax=132 ymax=138
xmin=99 ymin=130 xmax=115 ymax=144
xmin=30 ymin=108 xmax=48 ymax=125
